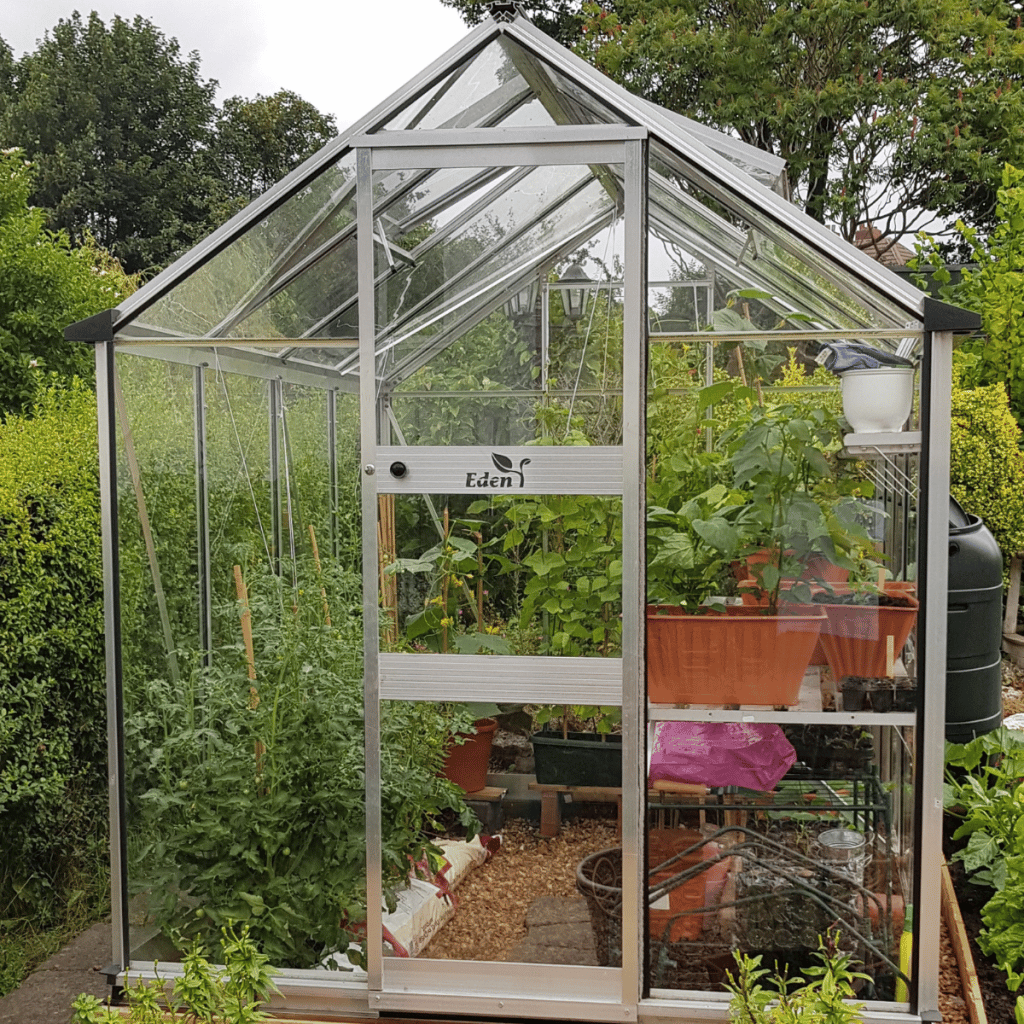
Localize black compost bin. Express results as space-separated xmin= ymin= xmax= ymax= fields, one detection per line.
xmin=946 ymin=497 xmax=1003 ymax=742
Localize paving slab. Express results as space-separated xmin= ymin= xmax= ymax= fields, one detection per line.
xmin=507 ymin=896 xmax=598 ymax=966
xmin=0 ymin=922 xmax=111 ymax=1024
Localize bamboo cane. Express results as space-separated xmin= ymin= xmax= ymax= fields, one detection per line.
xmin=308 ymin=524 xmax=331 ymax=626
xmin=378 ymin=494 xmax=398 ymax=644
xmin=233 ymin=565 xmax=264 ymax=770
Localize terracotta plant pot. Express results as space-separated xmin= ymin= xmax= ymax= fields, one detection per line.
xmin=442 ymin=717 xmax=498 ymax=793
xmin=816 ymin=584 xmax=919 ymax=681
xmin=646 ymin=605 xmax=826 ymax=706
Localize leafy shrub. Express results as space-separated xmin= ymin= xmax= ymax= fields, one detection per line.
xmin=950 ymin=362 xmax=1024 ymax=562
xmin=0 ymin=379 xmax=105 ymax=925
xmin=127 ymin=556 xmax=475 ymax=968
xmin=945 ymin=729 xmax=1024 ymax=991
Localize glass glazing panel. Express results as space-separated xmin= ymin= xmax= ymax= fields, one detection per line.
xmin=381 ymin=493 xmax=622 ymax=658
xmin=495 ymin=96 xmax=559 ymax=129
xmin=646 ymin=341 xmax=920 ymax=712
xmin=117 ymin=152 xmax=356 ymax=341
xmin=639 ymin=723 xmax=913 ymax=1001
xmin=374 ymin=168 xmax=617 ymax=363
xmin=650 ymin=141 xmax=920 ymax=330
xmin=379 ymin=40 xmax=526 ymax=133
xmin=501 ymin=37 xmax=630 ymax=127
xmin=226 ymin=233 xmax=359 ymax=340
xmin=120 ymin=351 xmax=368 ymax=975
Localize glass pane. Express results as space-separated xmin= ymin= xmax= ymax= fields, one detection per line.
xmin=380 ymin=39 xmax=527 ymax=132
xmin=638 ymin=723 xmax=913 ymax=999
xmin=119 ymin=352 xmax=367 ymax=974
xmin=381 ymin=493 xmax=622 ymax=659
xmin=117 ymin=152 xmax=356 ymax=341
xmin=650 ymin=141 xmax=917 ymax=330
xmin=645 ymin=332 xmax=920 ymax=713
xmin=502 ymin=37 xmax=630 ymax=127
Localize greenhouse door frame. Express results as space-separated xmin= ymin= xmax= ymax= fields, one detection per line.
xmin=355 ymin=126 xmax=648 ymax=1021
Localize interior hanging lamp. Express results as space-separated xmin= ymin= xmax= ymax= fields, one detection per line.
xmin=558 ymin=263 xmax=593 ymax=321
xmin=503 ymin=279 xmax=538 ymax=319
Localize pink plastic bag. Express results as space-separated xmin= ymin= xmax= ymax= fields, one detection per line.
xmin=648 ymin=721 xmax=796 ymax=792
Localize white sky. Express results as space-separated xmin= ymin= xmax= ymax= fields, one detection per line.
xmin=2 ymin=1 xmax=471 ymax=132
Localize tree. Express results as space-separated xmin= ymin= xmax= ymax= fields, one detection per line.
xmin=213 ymin=89 xmax=337 ymax=208
xmin=0 ymin=149 xmax=136 ymax=414
xmin=0 ymin=12 xmax=220 ymax=275
xmin=915 ymin=164 xmax=1024 ymax=425
xmin=443 ymin=0 xmax=1024 ymax=244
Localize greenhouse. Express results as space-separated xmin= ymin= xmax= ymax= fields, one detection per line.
xmin=68 ymin=6 xmax=981 ymax=1022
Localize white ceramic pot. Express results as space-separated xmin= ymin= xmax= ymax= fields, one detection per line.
xmin=840 ymin=367 xmax=915 ymax=433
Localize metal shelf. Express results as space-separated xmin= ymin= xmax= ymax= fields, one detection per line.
xmin=647 ymin=706 xmax=916 ymax=726
xmin=842 ymin=430 xmax=921 ymax=457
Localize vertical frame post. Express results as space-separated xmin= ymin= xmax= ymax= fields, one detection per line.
xmin=269 ymin=379 xmax=282 ymax=571
xmin=95 ymin=340 xmax=130 ymax=976
xmin=914 ymin=329 xmax=952 ymax=1018
xmin=194 ymin=365 xmax=212 ymax=661
xmin=328 ymin=388 xmax=339 ymax=560
xmin=621 ymin=136 xmax=647 ymax=1009
xmin=357 ymin=146 xmax=384 ymax=993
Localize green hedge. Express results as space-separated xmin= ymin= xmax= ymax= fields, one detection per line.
xmin=950 ymin=367 xmax=1024 ymax=563
xmin=0 ymin=379 xmax=105 ymax=924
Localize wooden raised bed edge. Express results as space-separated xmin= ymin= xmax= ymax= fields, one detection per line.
xmin=942 ymin=857 xmax=988 ymax=1024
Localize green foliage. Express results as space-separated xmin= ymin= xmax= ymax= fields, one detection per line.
xmin=715 ymin=386 xmax=873 ymax=612
xmin=945 ymin=728 xmax=1024 ymax=891
xmin=0 ymin=150 xmax=136 ymax=414
xmin=213 ymin=90 xmax=338 ymax=208
xmin=916 ymin=165 xmax=1024 ymax=426
xmin=949 ymin=366 xmax=1024 ymax=561
xmin=0 ymin=379 xmax=106 ymax=929
xmin=945 ymin=729 xmax=1024 ymax=990
xmin=494 ymin=493 xmax=623 ymax=655
xmin=71 ymin=925 xmax=277 ymax=1024
xmin=647 ymin=481 xmax=751 ymax=608
xmin=128 ymin=557 xmax=475 ymax=968
xmin=1 ymin=13 xmax=339 ymax=276
xmin=724 ymin=933 xmax=869 ymax=1024
xmin=573 ymin=0 xmax=1024 ymax=239
xmin=2 ymin=12 xmax=221 ymax=275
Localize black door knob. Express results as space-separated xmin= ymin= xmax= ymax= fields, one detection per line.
xmin=390 ymin=461 xmax=407 ymax=479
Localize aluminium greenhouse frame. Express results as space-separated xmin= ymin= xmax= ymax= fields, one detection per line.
xmin=69 ymin=7 xmax=981 ymax=1023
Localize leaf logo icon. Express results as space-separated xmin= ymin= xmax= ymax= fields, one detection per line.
xmin=492 ymin=453 xmax=513 ymax=473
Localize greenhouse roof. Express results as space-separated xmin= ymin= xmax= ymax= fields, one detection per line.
xmin=70 ymin=9 xmax=935 ymax=390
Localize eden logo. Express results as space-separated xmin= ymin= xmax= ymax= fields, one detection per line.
xmin=466 ymin=452 xmax=531 ymax=488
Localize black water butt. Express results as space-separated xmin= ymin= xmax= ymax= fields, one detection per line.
xmin=946 ymin=497 xmax=1004 ymax=742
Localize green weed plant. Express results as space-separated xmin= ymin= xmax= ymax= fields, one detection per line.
xmin=71 ymin=925 xmax=275 ymax=1024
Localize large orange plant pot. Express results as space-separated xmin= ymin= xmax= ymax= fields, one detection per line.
xmin=646 ymin=605 xmax=826 ymax=705
xmin=442 ymin=717 xmax=498 ymax=793
xmin=817 ymin=587 xmax=919 ymax=680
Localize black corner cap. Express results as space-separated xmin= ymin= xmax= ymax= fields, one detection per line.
xmin=64 ymin=307 xmax=117 ymax=343
xmin=486 ymin=2 xmax=523 ymax=21
xmin=923 ymin=296 xmax=981 ymax=335
xmin=99 ymin=963 xmax=123 ymax=981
